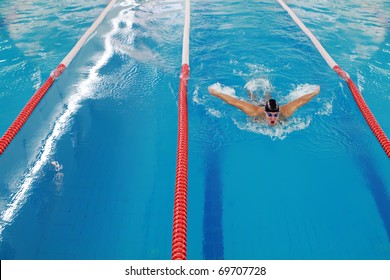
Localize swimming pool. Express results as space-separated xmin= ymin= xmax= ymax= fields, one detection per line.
xmin=0 ymin=0 xmax=389 ymax=259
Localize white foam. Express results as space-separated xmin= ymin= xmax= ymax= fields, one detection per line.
xmin=282 ymin=83 xmax=330 ymax=118
xmin=192 ymin=86 xmax=205 ymax=105
xmin=233 ymin=63 xmax=273 ymax=77
xmin=32 ymin=67 xmax=42 ymax=91
xmin=118 ymin=0 xmax=138 ymax=7
xmin=193 ymin=87 xmax=223 ymax=118
xmin=207 ymin=108 xmax=223 ymax=118
xmin=51 ymin=161 xmax=63 ymax=172
xmin=246 ymin=63 xmax=273 ymax=74
xmin=209 ymin=82 xmax=237 ymax=97
xmin=357 ymin=70 xmax=365 ymax=93
xmin=234 ymin=116 xmax=312 ymax=140
xmin=316 ymin=97 xmax=334 ymax=116
xmin=282 ymin=84 xmax=319 ymax=103
xmin=244 ymin=77 xmax=274 ymax=94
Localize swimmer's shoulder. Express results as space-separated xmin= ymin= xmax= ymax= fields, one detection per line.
xmin=252 ymin=105 xmax=265 ymax=121
xmin=279 ymin=111 xmax=288 ymax=121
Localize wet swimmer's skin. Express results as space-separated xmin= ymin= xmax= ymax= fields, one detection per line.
xmin=208 ymin=85 xmax=320 ymax=126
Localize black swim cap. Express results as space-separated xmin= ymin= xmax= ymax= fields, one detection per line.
xmin=265 ymin=99 xmax=279 ymax=112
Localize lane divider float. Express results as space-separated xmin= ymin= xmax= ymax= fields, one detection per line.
xmin=172 ymin=0 xmax=190 ymax=260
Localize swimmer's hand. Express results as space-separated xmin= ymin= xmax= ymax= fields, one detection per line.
xmin=313 ymin=85 xmax=320 ymax=95
xmin=208 ymin=86 xmax=219 ymax=96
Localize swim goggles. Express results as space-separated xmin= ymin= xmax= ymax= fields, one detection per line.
xmin=265 ymin=112 xmax=279 ymax=118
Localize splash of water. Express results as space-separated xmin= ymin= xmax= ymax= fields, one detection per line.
xmin=281 ymin=83 xmax=319 ymax=103
xmin=316 ymin=96 xmax=334 ymax=116
xmin=234 ymin=116 xmax=312 ymax=140
xmin=209 ymin=82 xmax=237 ymax=97
xmin=193 ymin=86 xmax=223 ymax=118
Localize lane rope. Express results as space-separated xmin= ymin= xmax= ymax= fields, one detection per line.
xmin=276 ymin=0 xmax=390 ymax=158
xmin=172 ymin=0 xmax=190 ymax=260
xmin=0 ymin=0 xmax=117 ymax=155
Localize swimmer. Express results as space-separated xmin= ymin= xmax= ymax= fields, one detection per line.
xmin=208 ymin=85 xmax=320 ymax=126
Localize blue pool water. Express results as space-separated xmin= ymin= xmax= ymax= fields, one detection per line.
xmin=0 ymin=0 xmax=389 ymax=260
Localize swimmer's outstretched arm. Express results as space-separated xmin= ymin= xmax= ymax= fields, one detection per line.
xmin=281 ymin=85 xmax=320 ymax=118
xmin=209 ymin=87 xmax=262 ymax=117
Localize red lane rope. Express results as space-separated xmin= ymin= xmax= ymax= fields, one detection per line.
xmin=333 ymin=66 xmax=390 ymax=157
xmin=0 ymin=64 xmax=66 ymax=155
xmin=172 ymin=0 xmax=190 ymax=260
xmin=172 ymin=63 xmax=190 ymax=260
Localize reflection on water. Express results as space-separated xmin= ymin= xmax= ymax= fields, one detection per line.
xmin=51 ymin=161 xmax=64 ymax=194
